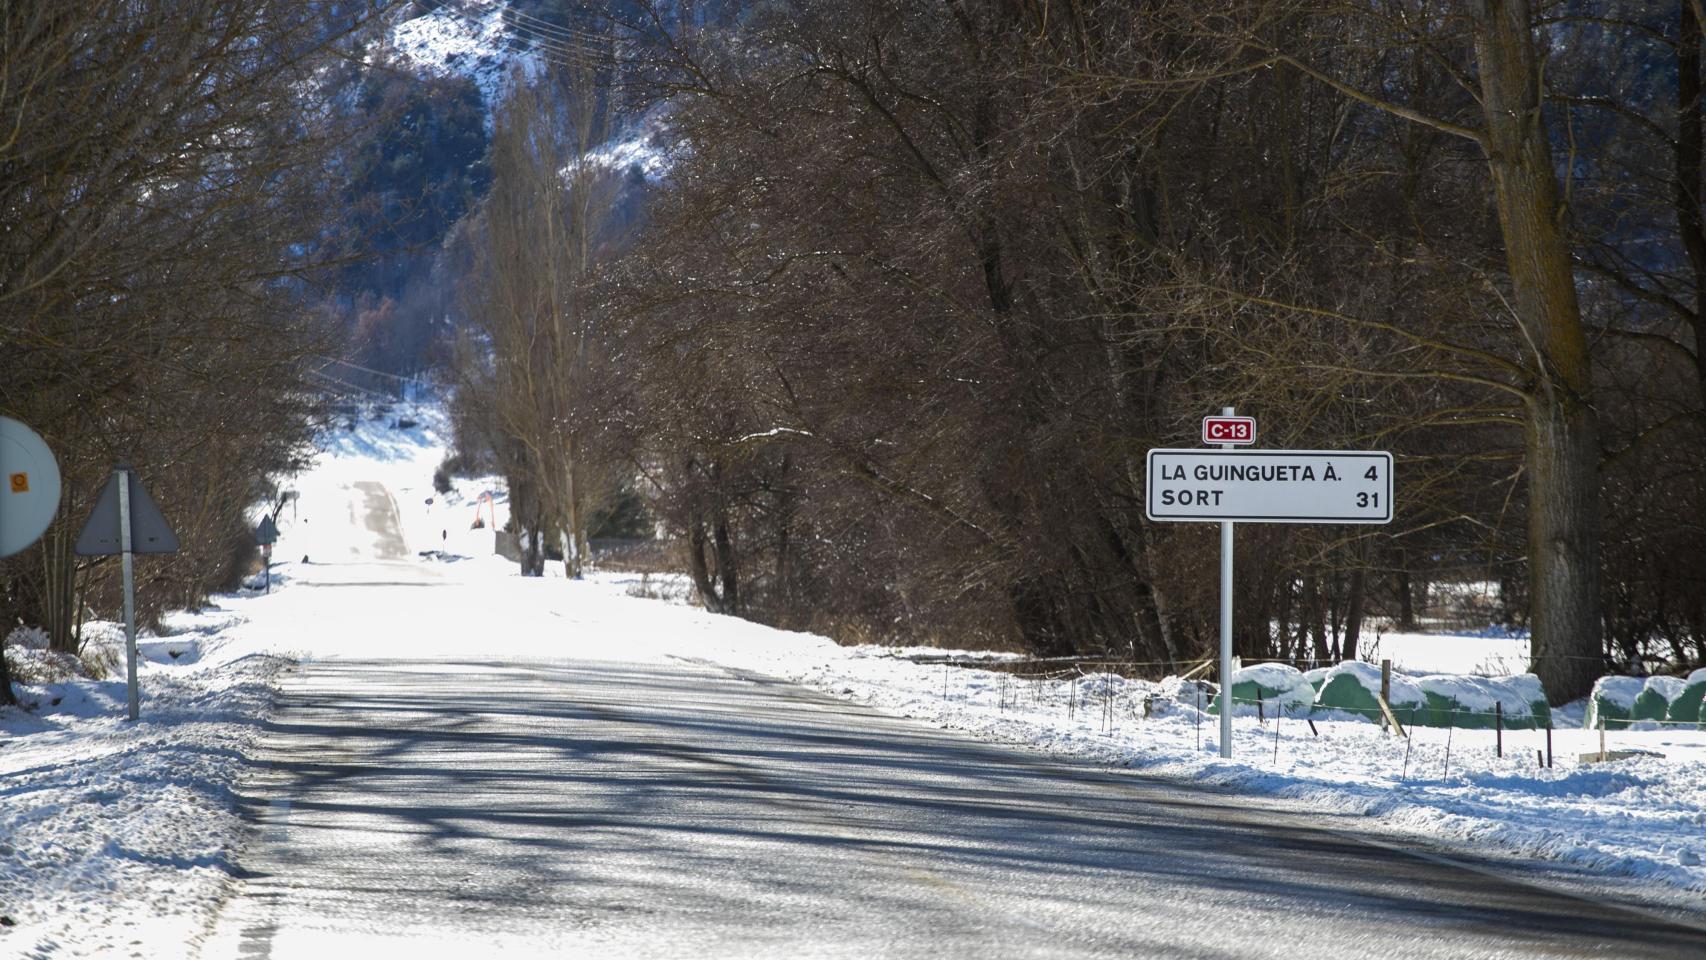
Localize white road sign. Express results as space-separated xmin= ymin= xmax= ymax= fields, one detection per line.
xmin=1145 ymin=449 xmax=1393 ymax=524
xmin=0 ymin=417 xmax=62 ymax=558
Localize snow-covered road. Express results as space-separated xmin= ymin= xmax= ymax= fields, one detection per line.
xmin=8 ymin=410 xmax=1704 ymax=958
xmin=203 ymin=648 xmax=1705 ymax=959
xmin=199 ymin=465 xmax=1705 ymax=957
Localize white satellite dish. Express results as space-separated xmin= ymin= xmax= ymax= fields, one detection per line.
xmin=0 ymin=416 xmax=62 ymax=558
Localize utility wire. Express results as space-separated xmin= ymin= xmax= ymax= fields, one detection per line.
xmin=418 ymin=0 xmax=613 ymax=63
xmin=312 ymin=354 xmax=435 ymax=386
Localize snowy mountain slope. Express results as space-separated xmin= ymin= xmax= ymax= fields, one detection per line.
xmin=377 ymin=0 xmax=672 ymax=179
xmin=382 ymin=1 xmax=541 ymax=122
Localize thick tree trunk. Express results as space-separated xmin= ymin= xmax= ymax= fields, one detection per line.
xmin=1524 ymin=397 xmax=1604 ymax=696
xmin=1472 ymin=0 xmax=1603 ymax=703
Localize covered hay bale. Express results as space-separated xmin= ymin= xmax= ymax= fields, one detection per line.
xmin=1313 ymin=661 xmax=1424 ymax=723
xmin=1210 ymin=662 xmax=1315 ymax=717
xmin=1585 ymin=676 xmax=1644 ymax=730
xmin=1631 ymin=676 xmax=1686 ymax=723
xmin=1664 ymin=668 xmax=1706 ymax=726
xmin=1415 ymin=674 xmax=1550 ymax=730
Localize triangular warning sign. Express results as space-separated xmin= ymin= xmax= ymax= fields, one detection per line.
xmin=74 ymin=468 xmax=180 ymax=556
xmin=255 ymin=514 xmax=279 ymax=545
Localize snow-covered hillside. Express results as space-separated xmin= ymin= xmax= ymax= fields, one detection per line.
xmin=383 ymin=1 xmax=541 ymax=121
xmin=377 ymin=0 xmax=672 ymax=180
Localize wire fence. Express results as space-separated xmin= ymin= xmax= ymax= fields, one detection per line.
xmin=908 ymin=651 xmax=1696 ymax=686
xmin=927 ymin=661 xmax=1700 ymax=780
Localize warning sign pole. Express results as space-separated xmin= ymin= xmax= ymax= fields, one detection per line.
xmin=1217 ymin=407 xmax=1235 ymax=759
xmin=75 ymin=463 xmax=178 ymax=721
xmin=117 ymin=467 xmax=139 ymax=721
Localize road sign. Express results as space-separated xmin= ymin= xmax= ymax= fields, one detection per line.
xmin=74 ymin=468 xmax=180 ymax=556
xmin=1146 ymin=449 xmax=1393 ymax=524
xmin=0 ymin=417 xmax=61 ymax=558
xmin=1201 ymin=415 xmax=1256 ymax=445
xmin=255 ymin=515 xmax=279 ymax=545
xmin=74 ymin=466 xmax=179 ymax=721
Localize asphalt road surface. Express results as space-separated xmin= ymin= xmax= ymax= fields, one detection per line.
xmin=202 ymin=654 xmax=1706 ymax=959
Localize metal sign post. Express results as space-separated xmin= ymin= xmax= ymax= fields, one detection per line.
xmin=117 ymin=468 xmax=139 ymax=721
xmin=74 ymin=465 xmax=179 ymax=721
xmin=1148 ymin=413 xmax=1395 ymax=760
xmin=1217 ymin=408 xmax=1235 ymax=759
xmin=255 ymin=515 xmax=279 ymax=594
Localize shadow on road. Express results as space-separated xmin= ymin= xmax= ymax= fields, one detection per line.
xmin=220 ymin=659 xmax=1706 ymax=959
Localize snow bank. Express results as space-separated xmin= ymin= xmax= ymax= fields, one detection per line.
xmin=736 ymin=644 xmax=1706 ymax=896
xmin=1 ymin=638 xmax=287 ymax=957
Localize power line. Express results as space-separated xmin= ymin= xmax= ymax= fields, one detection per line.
xmin=312 ymin=354 xmax=436 ymax=386
xmin=306 ymin=368 xmax=396 ymax=400
xmin=418 ymin=0 xmax=613 ymax=64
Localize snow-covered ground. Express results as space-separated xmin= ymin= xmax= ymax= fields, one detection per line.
xmin=3 ymin=403 xmax=1703 ymax=957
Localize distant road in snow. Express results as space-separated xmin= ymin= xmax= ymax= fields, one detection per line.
xmin=202 ymin=652 xmax=1706 ymax=959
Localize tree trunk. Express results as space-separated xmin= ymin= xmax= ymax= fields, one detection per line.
xmin=1343 ymin=542 xmax=1368 ymax=662
xmin=0 ymin=589 xmax=14 ymax=706
xmin=563 ymin=442 xmax=583 ymax=580
xmin=1678 ymin=1 xmax=1706 ymax=416
xmin=1524 ymin=397 xmax=1604 ymax=697
xmin=1498 ymin=566 xmax=1522 ymax=627
xmin=42 ymin=521 xmax=76 ymax=653
xmin=521 ymin=528 xmax=545 ymax=578
xmin=1396 ymin=562 xmax=1416 ymax=631
xmin=1328 ymin=568 xmax=1344 ymax=659
xmin=687 ymin=517 xmax=723 ymax=613
xmin=1303 ymin=571 xmax=1329 ymax=663
xmin=1472 ymin=0 xmax=1603 ymax=703
xmin=713 ymin=515 xmax=740 ymax=617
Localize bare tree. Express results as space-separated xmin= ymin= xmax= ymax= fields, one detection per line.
xmin=0 ymin=1 xmax=394 ymax=703
xmin=459 ymin=62 xmax=626 ymax=578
